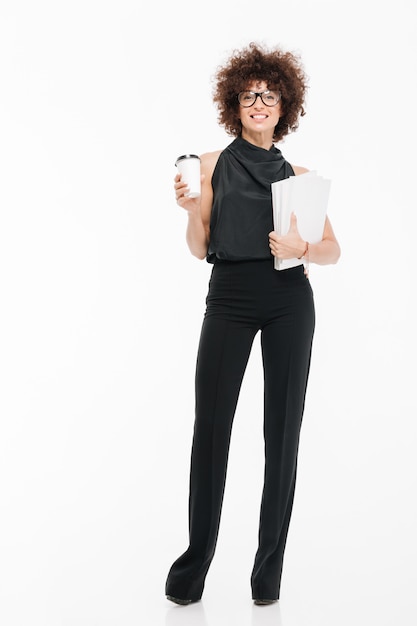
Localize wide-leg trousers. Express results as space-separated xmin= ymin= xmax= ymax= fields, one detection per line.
xmin=165 ymin=259 xmax=315 ymax=601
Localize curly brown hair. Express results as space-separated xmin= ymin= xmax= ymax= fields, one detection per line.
xmin=212 ymin=42 xmax=308 ymax=143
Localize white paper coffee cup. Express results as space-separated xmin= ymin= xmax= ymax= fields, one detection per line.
xmin=175 ymin=154 xmax=201 ymax=198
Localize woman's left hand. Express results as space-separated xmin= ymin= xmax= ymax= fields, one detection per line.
xmin=269 ymin=213 xmax=306 ymax=260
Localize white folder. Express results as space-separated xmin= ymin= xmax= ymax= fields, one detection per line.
xmin=271 ymin=171 xmax=331 ymax=270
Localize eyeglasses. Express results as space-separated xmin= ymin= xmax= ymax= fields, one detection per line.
xmin=237 ymin=90 xmax=281 ymax=107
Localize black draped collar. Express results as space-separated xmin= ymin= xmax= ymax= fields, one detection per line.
xmin=225 ymin=136 xmax=291 ymax=189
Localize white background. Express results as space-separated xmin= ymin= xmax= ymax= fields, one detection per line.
xmin=0 ymin=1 xmax=416 ymax=625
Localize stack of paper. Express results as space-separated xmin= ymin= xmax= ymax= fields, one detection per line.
xmin=271 ymin=171 xmax=331 ymax=270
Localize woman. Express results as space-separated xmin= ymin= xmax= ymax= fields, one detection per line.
xmin=165 ymin=42 xmax=340 ymax=606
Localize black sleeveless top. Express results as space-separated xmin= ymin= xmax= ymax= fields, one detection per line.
xmin=207 ymin=136 xmax=295 ymax=263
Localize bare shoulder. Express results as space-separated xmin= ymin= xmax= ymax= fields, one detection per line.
xmin=200 ymin=150 xmax=222 ymax=178
xmin=291 ymin=165 xmax=309 ymax=176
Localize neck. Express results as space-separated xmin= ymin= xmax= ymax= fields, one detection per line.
xmin=241 ymin=129 xmax=274 ymax=150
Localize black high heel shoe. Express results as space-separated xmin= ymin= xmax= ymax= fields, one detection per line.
xmin=254 ymin=599 xmax=277 ymax=605
xmin=167 ymin=595 xmax=196 ymax=605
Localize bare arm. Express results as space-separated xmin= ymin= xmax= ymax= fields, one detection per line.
xmin=308 ymin=216 xmax=341 ymax=265
xmin=175 ymin=151 xmax=220 ymax=259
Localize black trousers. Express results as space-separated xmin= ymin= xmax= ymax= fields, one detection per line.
xmin=165 ymin=259 xmax=315 ymax=601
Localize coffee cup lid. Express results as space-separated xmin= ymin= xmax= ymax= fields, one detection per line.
xmin=175 ymin=154 xmax=200 ymax=166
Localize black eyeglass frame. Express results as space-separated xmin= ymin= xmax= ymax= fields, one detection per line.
xmin=237 ymin=90 xmax=281 ymax=107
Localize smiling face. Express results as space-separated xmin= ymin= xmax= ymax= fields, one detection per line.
xmin=238 ymin=80 xmax=281 ymax=144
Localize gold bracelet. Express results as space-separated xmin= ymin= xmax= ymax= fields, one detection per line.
xmin=303 ymin=241 xmax=310 ymax=277
xmin=298 ymin=241 xmax=309 ymax=259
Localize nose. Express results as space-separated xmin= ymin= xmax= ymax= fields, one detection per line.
xmin=253 ymin=94 xmax=265 ymax=107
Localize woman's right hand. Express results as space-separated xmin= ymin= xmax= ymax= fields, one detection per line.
xmin=174 ymin=173 xmax=203 ymax=213
xmin=175 ymin=150 xmax=217 ymax=259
